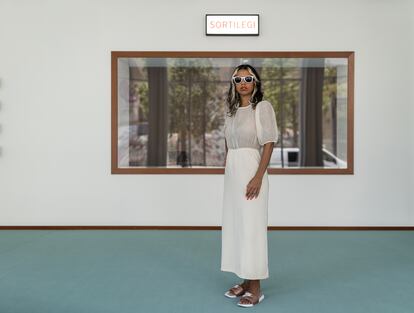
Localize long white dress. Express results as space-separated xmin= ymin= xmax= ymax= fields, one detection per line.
xmin=221 ymin=100 xmax=279 ymax=280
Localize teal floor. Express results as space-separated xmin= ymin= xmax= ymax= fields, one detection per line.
xmin=0 ymin=230 xmax=413 ymax=313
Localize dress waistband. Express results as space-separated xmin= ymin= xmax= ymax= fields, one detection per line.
xmin=228 ymin=147 xmax=260 ymax=151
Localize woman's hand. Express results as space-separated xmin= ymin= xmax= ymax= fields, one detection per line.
xmin=246 ymin=174 xmax=263 ymax=200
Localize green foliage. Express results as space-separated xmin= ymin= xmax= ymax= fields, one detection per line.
xmin=168 ymin=59 xmax=220 ymax=139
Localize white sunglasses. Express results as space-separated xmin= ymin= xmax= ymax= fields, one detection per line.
xmin=232 ymin=75 xmax=256 ymax=84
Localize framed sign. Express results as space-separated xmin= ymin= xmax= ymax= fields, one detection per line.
xmin=205 ymin=14 xmax=259 ymax=36
xmin=111 ymin=51 xmax=354 ymax=175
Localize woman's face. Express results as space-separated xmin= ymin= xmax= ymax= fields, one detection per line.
xmin=234 ymin=69 xmax=255 ymax=97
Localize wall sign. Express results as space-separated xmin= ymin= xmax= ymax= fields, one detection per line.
xmin=205 ymin=14 xmax=259 ymax=36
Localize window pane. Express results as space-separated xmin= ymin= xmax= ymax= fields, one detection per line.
xmin=116 ymin=57 xmax=348 ymax=169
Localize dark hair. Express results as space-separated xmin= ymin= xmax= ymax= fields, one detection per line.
xmin=225 ymin=64 xmax=264 ymax=117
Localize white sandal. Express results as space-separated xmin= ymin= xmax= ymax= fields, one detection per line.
xmin=224 ymin=284 xmax=246 ymax=298
xmin=237 ymin=291 xmax=265 ymax=307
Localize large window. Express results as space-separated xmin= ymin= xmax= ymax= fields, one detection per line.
xmin=111 ymin=51 xmax=354 ymax=174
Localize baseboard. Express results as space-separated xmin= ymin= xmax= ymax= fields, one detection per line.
xmin=0 ymin=226 xmax=413 ymax=230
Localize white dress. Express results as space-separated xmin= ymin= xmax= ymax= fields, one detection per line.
xmin=220 ymin=100 xmax=279 ymax=280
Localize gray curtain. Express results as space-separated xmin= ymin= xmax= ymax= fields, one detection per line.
xmin=299 ymin=59 xmax=324 ymax=167
xmin=147 ymin=61 xmax=168 ymax=166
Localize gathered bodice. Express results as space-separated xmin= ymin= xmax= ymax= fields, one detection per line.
xmin=224 ymin=100 xmax=279 ymax=151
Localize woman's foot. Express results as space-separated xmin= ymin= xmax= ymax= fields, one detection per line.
xmin=238 ymin=280 xmax=261 ymax=305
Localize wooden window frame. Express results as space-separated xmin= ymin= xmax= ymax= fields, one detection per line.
xmin=111 ymin=51 xmax=354 ymax=175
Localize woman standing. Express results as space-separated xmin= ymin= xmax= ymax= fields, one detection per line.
xmin=221 ymin=64 xmax=279 ymax=307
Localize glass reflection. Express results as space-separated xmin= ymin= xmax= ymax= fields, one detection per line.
xmin=117 ymin=57 xmax=348 ymax=168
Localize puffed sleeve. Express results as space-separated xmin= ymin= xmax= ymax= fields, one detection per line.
xmin=256 ymin=101 xmax=279 ymax=145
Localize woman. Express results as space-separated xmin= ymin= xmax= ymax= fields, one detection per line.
xmin=221 ymin=64 xmax=279 ymax=307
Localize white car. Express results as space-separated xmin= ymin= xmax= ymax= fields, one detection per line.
xmin=269 ymin=147 xmax=347 ymax=168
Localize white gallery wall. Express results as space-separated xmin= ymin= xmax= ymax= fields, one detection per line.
xmin=410 ymin=0 xmax=414 ymax=225
xmin=0 ymin=0 xmax=413 ymax=226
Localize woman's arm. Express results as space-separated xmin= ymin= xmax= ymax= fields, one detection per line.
xmin=245 ymin=142 xmax=275 ymax=200
xmin=255 ymin=142 xmax=274 ymax=178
